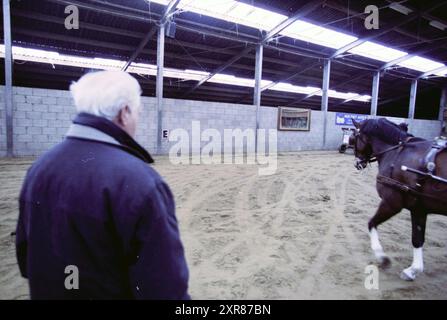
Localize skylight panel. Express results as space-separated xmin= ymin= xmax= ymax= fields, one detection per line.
xmin=184 ymin=0 xmax=287 ymax=31
xmin=270 ymin=83 xmax=321 ymax=95
xmin=147 ymin=0 xmax=287 ymax=31
xmin=208 ymin=73 xmax=272 ymax=87
xmin=281 ymin=20 xmax=358 ymax=49
xmin=328 ymin=90 xmax=353 ymax=100
xmin=166 ymin=68 xmax=210 ymax=81
xmin=0 ymin=44 xmax=375 ymax=103
xmin=147 ymin=1 xmax=445 ymax=75
xmin=184 ymin=69 xmax=211 ymax=77
xmin=436 ymin=68 xmax=447 ymax=77
xmin=356 ymin=95 xmax=373 ymax=102
xmin=397 ymin=56 xmax=445 ymax=74
xmin=93 ymin=58 xmax=125 ymax=69
xmin=13 ymin=46 xmax=59 ymax=59
xmin=229 ymin=2 xmax=253 ymax=19
xmin=348 ymin=41 xmax=407 ymax=62
xmin=240 ymin=4 xmax=286 ymax=30
xmin=129 ymin=62 xmax=156 ymax=70
xmin=128 ymin=64 xmax=211 ymax=81
xmin=269 ymin=82 xmax=371 ymax=102
xmin=179 ymin=0 xmax=235 ymax=18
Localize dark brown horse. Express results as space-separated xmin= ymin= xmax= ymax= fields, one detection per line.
xmin=350 ymin=118 xmax=447 ymax=281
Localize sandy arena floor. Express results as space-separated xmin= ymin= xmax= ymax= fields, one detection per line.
xmin=1 ymin=152 xmax=447 ymax=300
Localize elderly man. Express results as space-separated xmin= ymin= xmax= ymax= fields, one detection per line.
xmin=15 ymin=71 xmax=190 ymax=299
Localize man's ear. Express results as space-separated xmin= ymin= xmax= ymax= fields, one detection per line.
xmin=115 ymin=108 xmax=124 ymax=126
xmin=116 ymin=106 xmax=131 ymax=125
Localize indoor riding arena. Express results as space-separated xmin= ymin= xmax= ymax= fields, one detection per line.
xmin=1 ymin=0 xmax=447 ymax=301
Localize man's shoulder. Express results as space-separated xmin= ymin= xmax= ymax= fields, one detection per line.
xmin=75 ymin=139 xmax=162 ymax=184
xmin=114 ymin=155 xmax=162 ymax=186
xmin=30 ymin=138 xmax=162 ymax=186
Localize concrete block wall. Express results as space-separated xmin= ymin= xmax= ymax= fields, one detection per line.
xmin=0 ymin=85 xmax=443 ymax=157
xmin=323 ymin=112 xmax=346 ymax=150
xmin=160 ymin=99 xmax=257 ymax=154
xmin=136 ymin=96 xmax=157 ymax=153
xmin=407 ymin=118 xmax=442 ymax=140
xmin=0 ymin=86 xmax=162 ymax=156
xmin=259 ymin=107 xmax=328 ymax=151
xmin=0 ymin=86 xmax=77 ymax=157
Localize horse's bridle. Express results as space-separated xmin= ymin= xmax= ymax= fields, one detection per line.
xmin=353 ymin=129 xmax=373 ymax=169
xmin=353 ymin=129 xmax=404 ymax=169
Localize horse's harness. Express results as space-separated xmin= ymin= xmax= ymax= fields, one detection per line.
xmin=353 ymin=131 xmax=447 ymax=204
xmin=424 ymin=138 xmax=447 ymax=175
xmin=353 ymin=130 xmax=408 ymax=169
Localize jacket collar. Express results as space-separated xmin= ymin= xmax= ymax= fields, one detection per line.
xmin=69 ymin=112 xmax=154 ymax=164
xmin=67 ymin=123 xmax=121 ymax=146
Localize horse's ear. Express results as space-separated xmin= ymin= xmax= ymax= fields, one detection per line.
xmin=399 ymin=122 xmax=409 ymax=132
xmin=352 ymin=119 xmax=360 ymax=129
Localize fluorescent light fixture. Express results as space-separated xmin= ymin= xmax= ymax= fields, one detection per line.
xmin=281 ymin=20 xmax=358 ymax=49
xmin=429 ymin=20 xmax=447 ymax=31
xmin=389 ymin=2 xmax=413 ymax=15
xmin=348 ymin=41 xmax=407 ymax=62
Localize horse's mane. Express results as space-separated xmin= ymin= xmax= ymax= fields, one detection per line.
xmin=362 ymin=118 xmax=412 ymax=145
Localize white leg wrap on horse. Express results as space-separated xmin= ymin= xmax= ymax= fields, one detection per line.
xmin=401 ymin=247 xmax=424 ymax=281
xmin=370 ymin=228 xmax=385 ymax=259
xmin=411 ymin=247 xmax=423 ymax=271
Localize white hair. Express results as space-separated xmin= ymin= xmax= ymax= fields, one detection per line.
xmin=70 ymin=71 xmax=142 ymax=120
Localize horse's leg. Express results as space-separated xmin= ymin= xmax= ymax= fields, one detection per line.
xmin=368 ymin=200 xmax=401 ymax=268
xmin=400 ymin=210 xmax=427 ymax=281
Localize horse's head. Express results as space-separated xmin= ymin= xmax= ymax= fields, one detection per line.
xmin=351 ymin=119 xmax=373 ymax=170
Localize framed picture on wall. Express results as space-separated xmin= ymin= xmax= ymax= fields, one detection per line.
xmin=278 ymin=107 xmax=311 ymax=131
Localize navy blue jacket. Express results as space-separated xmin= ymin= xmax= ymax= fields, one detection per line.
xmin=16 ymin=113 xmax=190 ymax=300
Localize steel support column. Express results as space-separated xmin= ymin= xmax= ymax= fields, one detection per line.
xmin=156 ymin=23 xmax=165 ymax=154
xmin=254 ymin=44 xmax=263 ymax=154
xmin=439 ymin=87 xmax=446 ymax=135
xmin=371 ymin=71 xmax=380 ymax=116
xmin=408 ymin=79 xmax=418 ymax=119
xmin=321 ymin=59 xmax=331 ymax=148
xmin=3 ymin=0 xmax=13 ymax=157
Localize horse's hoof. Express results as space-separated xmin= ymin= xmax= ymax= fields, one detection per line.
xmin=379 ymin=256 xmax=391 ymax=269
xmin=400 ymin=270 xmax=415 ymax=281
